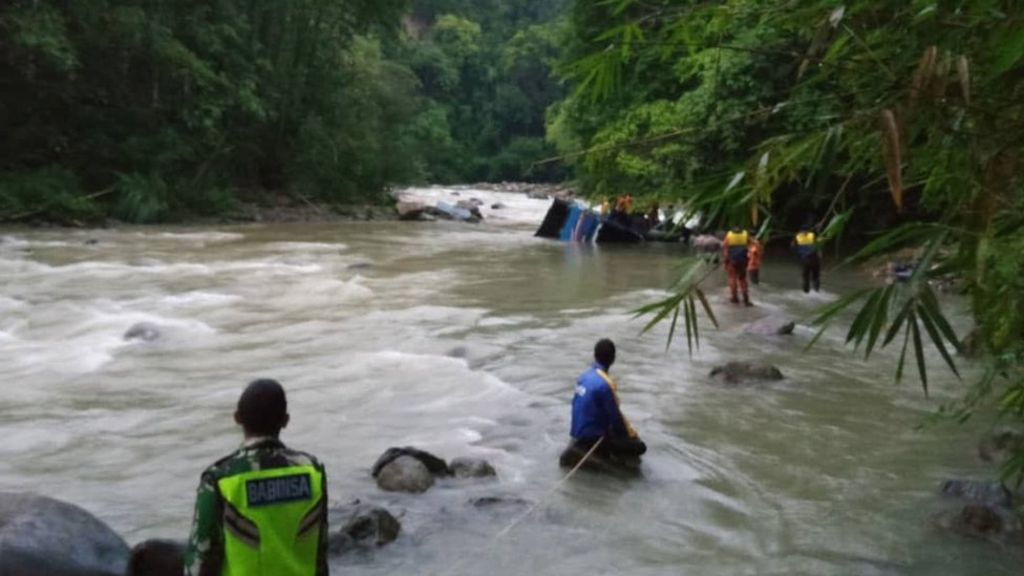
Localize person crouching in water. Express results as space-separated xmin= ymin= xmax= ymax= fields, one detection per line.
xmin=794 ymin=222 xmax=821 ymax=293
xmin=723 ymin=225 xmax=753 ymax=306
xmin=185 ymin=379 xmax=329 ymax=576
xmin=560 ymin=339 xmax=647 ymax=470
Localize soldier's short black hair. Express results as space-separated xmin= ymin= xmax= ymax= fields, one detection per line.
xmin=594 ymin=338 xmax=616 ymax=368
xmin=237 ymin=379 xmax=288 ymax=436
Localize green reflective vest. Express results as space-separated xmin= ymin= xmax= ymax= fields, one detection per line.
xmin=217 ymin=465 xmax=324 ymax=576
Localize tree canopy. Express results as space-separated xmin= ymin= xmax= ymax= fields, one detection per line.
xmin=552 ymin=0 xmax=1024 ymax=483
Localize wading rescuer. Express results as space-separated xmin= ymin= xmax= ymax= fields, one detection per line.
xmin=723 ymin=225 xmax=753 ymax=306
xmin=185 ymin=379 xmax=329 ymax=576
xmin=794 ymin=223 xmax=821 ymax=293
xmin=560 ymin=339 xmax=647 ymax=469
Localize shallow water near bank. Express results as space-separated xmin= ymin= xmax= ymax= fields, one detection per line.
xmin=0 ymin=187 xmax=1017 ymax=575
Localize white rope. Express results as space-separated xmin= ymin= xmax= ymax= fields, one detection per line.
xmin=493 ymin=437 xmax=604 ymax=540
xmin=432 ymin=437 xmax=605 ymax=575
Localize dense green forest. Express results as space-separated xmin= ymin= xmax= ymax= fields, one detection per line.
xmin=0 ymin=0 xmax=568 ymax=222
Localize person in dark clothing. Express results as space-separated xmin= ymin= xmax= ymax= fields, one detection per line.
xmin=560 ymin=339 xmax=646 ymax=469
xmin=793 ymin=223 xmax=821 ymax=293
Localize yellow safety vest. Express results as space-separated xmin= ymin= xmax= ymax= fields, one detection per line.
xmin=217 ymin=465 xmax=324 ymax=576
xmin=725 ymin=230 xmax=749 ymax=247
xmin=596 ymin=370 xmax=639 ymax=439
xmin=796 ymin=231 xmax=816 ymax=246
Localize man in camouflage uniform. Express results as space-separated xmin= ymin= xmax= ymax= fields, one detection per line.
xmin=185 ymin=379 xmax=329 ymax=576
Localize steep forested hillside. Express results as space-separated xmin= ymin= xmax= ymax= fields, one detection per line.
xmin=0 ymin=0 xmax=569 ymax=223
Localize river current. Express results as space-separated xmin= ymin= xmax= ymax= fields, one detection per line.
xmin=0 ymin=186 xmax=1016 ymax=575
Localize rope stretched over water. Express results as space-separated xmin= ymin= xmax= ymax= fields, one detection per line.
xmin=493 ymin=436 xmax=604 ymax=540
xmin=436 ymin=437 xmax=605 ymax=575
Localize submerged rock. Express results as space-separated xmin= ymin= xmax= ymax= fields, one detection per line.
xmin=449 ymin=457 xmax=496 ymax=479
xmin=491 ymin=203 xmax=505 ymax=210
xmin=709 ymin=362 xmax=784 ymax=384
xmin=375 ymin=456 xmax=434 ymax=493
xmin=692 ymin=234 xmax=722 ymax=254
xmin=123 ymin=322 xmax=161 ymax=343
xmin=557 ymin=441 xmax=642 ymax=476
xmin=126 ymin=539 xmax=185 ymax=576
xmin=978 ymin=429 xmax=1024 ymax=464
xmin=328 ymin=501 xmax=401 ymax=553
xmin=0 ymin=492 xmax=130 ymax=576
xmin=743 ymin=316 xmax=796 ymax=336
xmin=470 ymin=496 xmax=530 ymax=510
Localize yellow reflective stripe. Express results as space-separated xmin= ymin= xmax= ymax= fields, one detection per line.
xmin=595 ymin=370 xmax=638 ymax=439
xmin=725 ymin=231 xmax=749 ymax=246
xmin=796 ymin=232 xmax=816 ymax=245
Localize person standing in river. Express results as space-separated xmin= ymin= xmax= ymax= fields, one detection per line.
xmin=793 ymin=221 xmax=822 ymax=293
xmin=185 ymin=379 xmax=329 ymax=576
xmin=723 ymin=225 xmax=753 ymax=305
xmin=560 ymin=339 xmax=647 ymax=468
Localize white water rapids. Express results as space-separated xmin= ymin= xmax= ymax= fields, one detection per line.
xmin=0 ymin=186 xmax=1017 ymax=574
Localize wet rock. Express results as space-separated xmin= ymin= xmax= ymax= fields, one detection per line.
xmin=372 ymin=447 xmax=450 ymax=478
xmin=123 ymin=322 xmax=161 ymax=343
xmin=0 ymin=492 xmax=130 ymax=576
xmin=126 ymin=539 xmax=185 ymax=576
xmin=454 ymin=200 xmax=484 ymax=221
xmin=491 ymin=203 xmax=505 ymax=210
xmin=709 ymin=362 xmax=784 ymax=384
xmin=744 ymin=316 xmax=795 ymax=336
xmin=449 ymin=457 xmax=496 ymax=479
xmin=955 ymin=504 xmax=1005 ymax=535
xmin=978 ymin=429 xmax=1024 ymax=464
xmin=445 ymin=346 xmax=469 ymax=359
xmin=375 ymin=456 xmax=434 ymax=493
xmin=470 ymin=496 xmax=530 ymax=510
xmin=940 ymin=479 xmax=1013 ymax=509
xmin=932 ymin=504 xmax=1014 ymax=538
xmin=347 ymin=261 xmax=374 ymax=271
xmin=328 ymin=501 xmax=401 ymax=553
xmin=692 ymin=234 xmax=722 ymax=254
xmin=960 ymin=327 xmax=983 ymax=359
xmin=397 ymin=201 xmax=428 ymax=221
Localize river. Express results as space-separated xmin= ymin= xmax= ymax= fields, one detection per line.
xmin=0 ymin=186 xmax=1016 ymax=575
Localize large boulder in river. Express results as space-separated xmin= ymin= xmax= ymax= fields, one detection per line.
xmin=372 ymin=447 xmax=450 ymax=477
xmin=709 ymin=362 xmax=784 ymax=384
xmin=743 ymin=316 xmax=795 ymax=336
xmin=328 ymin=501 xmax=401 ymax=554
xmin=123 ymin=322 xmax=161 ymax=343
xmin=375 ymin=456 xmax=434 ymax=493
xmin=0 ymin=492 xmax=130 ymax=576
xmin=125 ymin=540 xmax=185 ymax=576
xmin=449 ymin=457 xmax=497 ymax=479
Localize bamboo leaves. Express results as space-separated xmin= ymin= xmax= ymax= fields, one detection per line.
xmin=880 ymin=109 xmax=903 ymax=212
xmin=634 ymin=259 xmax=719 ymax=355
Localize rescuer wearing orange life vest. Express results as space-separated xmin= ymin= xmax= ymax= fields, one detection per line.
xmin=722 ymin=225 xmax=753 ymax=306
xmin=747 ymin=236 xmax=764 ymax=286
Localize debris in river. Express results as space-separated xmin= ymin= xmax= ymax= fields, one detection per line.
xmin=123 ymin=322 xmax=162 ymax=343
xmin=709 ymin=361 xmax=784 ymax=384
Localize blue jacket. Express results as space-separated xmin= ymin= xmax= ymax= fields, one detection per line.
xmin=570 ymin=363 xmax=630 ymax=441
